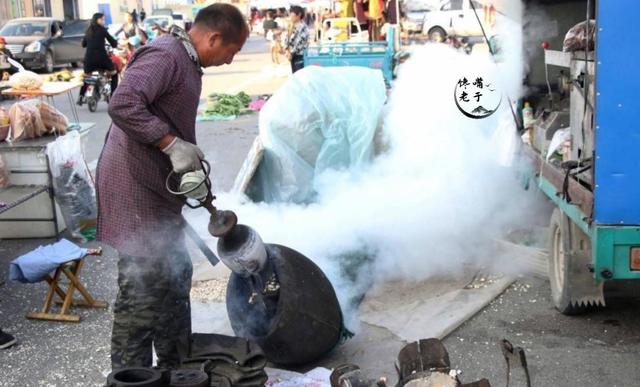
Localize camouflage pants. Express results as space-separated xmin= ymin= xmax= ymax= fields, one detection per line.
xmin=111 ymin=250 xmax=192 ymax=369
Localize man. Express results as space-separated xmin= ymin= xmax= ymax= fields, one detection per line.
xmin=96 ymin=3 xmax=248 ymax=369
xmin=262 ymin=11 xmax=277 ymax=37
xmin=285 ymin=6 xmax=309 ymax=73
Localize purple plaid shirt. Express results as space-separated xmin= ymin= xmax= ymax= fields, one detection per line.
xmin=96 ymin=35 xmax=202 ymax=257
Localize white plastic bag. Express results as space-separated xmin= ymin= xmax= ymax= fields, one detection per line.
xmin=46 ymin=131 xmax=97 ymax=241
xmin=248 ymin=66 xmax=386 ymax=203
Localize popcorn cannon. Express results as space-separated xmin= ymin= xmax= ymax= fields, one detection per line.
xmin=168 ymin=161 xmax=344 ymax=365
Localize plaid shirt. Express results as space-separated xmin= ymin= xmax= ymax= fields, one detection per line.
xmin=96 ymin=35 xmax=202 ymax=257
xmin=287 ymin=22 xmax=309 ymax=56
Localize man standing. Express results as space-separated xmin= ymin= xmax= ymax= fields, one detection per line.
xmin=96 ymin=4 xmax=248 ymax=369
xmin=285 ymin=6 xmax=309 ymax=73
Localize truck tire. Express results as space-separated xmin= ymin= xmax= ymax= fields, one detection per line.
xmin=44 ymin=51 xmax=54 ymax=74
xmin=548 ymin=208 xmax=587 ymax=315
xmin=428 ymin=27 xmax=446 ymax=42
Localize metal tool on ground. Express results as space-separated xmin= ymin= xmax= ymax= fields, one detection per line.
xmin=500 ymin=339 xmax=531 ymax=387
xmin=166 ymin=159 xmax=237 ymax=237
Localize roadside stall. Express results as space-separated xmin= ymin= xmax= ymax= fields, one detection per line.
xmin=0 ymin=74 xmax=96 ymax=240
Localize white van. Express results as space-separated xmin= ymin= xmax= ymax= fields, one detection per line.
xmin=421 ymin=0 xmax=495 ymax=41
xmin=321 ymin=17 xmax=370 ymax=43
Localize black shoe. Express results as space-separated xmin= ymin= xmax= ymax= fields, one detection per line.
xmin=76 ymin=96 xmax=84 ymax=106
xmin=0 ymin=329 xmax=16 ymax=349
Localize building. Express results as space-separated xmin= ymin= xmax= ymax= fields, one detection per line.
xmin=1 ymin=0 xmax=153 ymax=27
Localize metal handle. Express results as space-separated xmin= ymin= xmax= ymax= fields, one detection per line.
xmin=165 ymin=159 xmax=211 ymax=197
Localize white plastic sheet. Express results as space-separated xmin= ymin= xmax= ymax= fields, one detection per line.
xmin=249 ymin=66 xmax=386 ymax=203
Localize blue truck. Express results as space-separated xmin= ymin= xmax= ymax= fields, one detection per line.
xmin=303 ymin=25 xmax=397 ymax=84
xmin=522 ymin=0 xmax=640 ymax=314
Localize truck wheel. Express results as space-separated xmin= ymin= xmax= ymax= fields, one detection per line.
xmin=548 ymin=208 xmax=587 ymax=315
xmin=44 ymin=51 xmax=54 ymax=74
xmin=428 ymin=27 xmax=446 ymax=42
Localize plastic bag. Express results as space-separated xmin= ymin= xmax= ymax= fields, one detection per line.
xmin=0 ymin=107 xmax=9 ymax=142
xmin=248 ymin=66 xmax=386 ymax=203
xmin=9 ymin=70 xmax=43 ymax=90
xmin=38 ymin=101 xmax=68 ymax=133
xmin=563 ymin=20 xmax=595 ymax=52
xmin=0 ymin=154 xmax=9 ymax=188
xmin=46 ymin=131 xmax=97 ymax=241
xmin=8 ymin=100 xmax=47 ymax=141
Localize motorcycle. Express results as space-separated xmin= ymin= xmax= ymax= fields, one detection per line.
xmin=81 ymin=71 xmax=112 ymax=112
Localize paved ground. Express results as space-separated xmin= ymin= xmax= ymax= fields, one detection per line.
xmin=2 ymin=36 xmax=640 ymax=387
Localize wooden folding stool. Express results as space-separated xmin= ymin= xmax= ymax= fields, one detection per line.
xmin=26 ymin=247 xmax=108 ymax=322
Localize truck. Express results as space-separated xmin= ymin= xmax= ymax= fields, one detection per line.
xmin=304 ymin=26 xmax=398 ymax=85
xmin=517 ymin=0 xmax=640 ymax=315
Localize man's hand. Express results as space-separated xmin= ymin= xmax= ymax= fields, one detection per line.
xmin=161 ymin=136 xmax=205 ymax=173
xmin=285 ymin=51 xmax=292 ymax=60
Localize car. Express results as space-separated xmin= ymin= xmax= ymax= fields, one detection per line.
xmin=142 ymin=15 xmax=173 ymax=32
xmin=171 ymin=13 xmax=186 ymax=30
xmin=321 ymin=18 xmax=369 ymax=43
xmin=421 ymin=0 xmax=491 ymax=41
xmin=0 ymin=17 xmax=90 ymax=73
xmin=402 ymin=0 xmax=435 ymax=34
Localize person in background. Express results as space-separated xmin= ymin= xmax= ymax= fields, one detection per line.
xmin=0 ymin=37 xmax=19 ymax=79
xmin=380 ymin=11 xmax=390 ymax=41
xmin=78 ymin=13 xmax=118 ymax=105
xmin=262 ymin=11 xmax=277 ymax=37
xmin=116 ymin=12 xmax=138 ymax=39
xmin=97 ymin=3 xmax=248 ymax=369
xmin=285 ymin=6 xmax=309 ymax=74
xmin=132 ymin=9 xmax=139 ymax=24
xmin=0 ymin=329 xmax=16 ymax=349
xmin=140 ymin=8 xmax=147 ymax=23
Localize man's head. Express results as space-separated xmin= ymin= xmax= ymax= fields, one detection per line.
xmin=290 ymin=6 xmax=304 ymax=23
xmin=188 ymin=4 xmax=249 ymax=67
xmin=125 ymin=12 xmax=134 ymax=24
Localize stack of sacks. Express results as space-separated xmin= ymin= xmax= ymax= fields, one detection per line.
xmin=182 ymin=333 xmax=268 ymax=387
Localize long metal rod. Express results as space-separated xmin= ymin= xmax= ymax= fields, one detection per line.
xmin=184 ymin=221 xmax=219 ymax=266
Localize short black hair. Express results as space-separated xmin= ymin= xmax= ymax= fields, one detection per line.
xmin=194 ymin=3 xmax=249 ymax=43
xmin=290 ymin=5 xmax=305 ymax=18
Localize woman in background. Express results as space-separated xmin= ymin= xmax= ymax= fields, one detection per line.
xmin=78 ymin=13 xmax=118 ymax=105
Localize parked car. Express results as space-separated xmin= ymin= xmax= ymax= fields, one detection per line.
xmin=0 ymin=17 xmax=90 ymax=73
xmin=321 ymin=18 xmax=369 ymax=43
xmin=142 ymin=15 xmax=173 ymax=32
xmin=402 ymin=8 xmax=432 ymax=33
xmin=421 ymin=0 xmax=489 ymax=41
xmin=171 ymin=13 xmax=186 ymax=30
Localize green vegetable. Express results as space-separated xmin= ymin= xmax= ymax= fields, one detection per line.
xmin=204 ymin=92 xmax=253 ymax=116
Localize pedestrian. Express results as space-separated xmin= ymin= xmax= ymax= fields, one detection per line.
xmin=115 ymin=12 xmax=138 ymax=39
xmin=77 ymin=13 xmax=118 ymax=105
xmin=132 ymin=9 xmax=139 ymax=24
xmin=0 ymin=37 xmax=19 ymax=79
xmin=0 ymin=329 xmax=16 ymax=349
xmin=285 ymin=6 xmax=309 ymax=74
xmin=96 ymin=3 xmax=248 ymax=370
xmin=262 ymin=11 xmax=277 ymax=37
xmin=140 ymin=8 xmax=147 ymax=23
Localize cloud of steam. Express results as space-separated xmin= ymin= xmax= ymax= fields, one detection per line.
xmin=193 ymin=2 xmax=546 ymax=329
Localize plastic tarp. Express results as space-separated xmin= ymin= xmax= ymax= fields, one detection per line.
xmin=247 ymin=66 xmax=386 ymax=203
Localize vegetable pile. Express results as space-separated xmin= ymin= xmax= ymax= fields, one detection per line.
xmin=203 ymin=92 xmax=252 ymax=117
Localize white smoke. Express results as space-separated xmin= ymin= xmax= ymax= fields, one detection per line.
xmin=194 ymin=2 xmax=544 ymax=329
